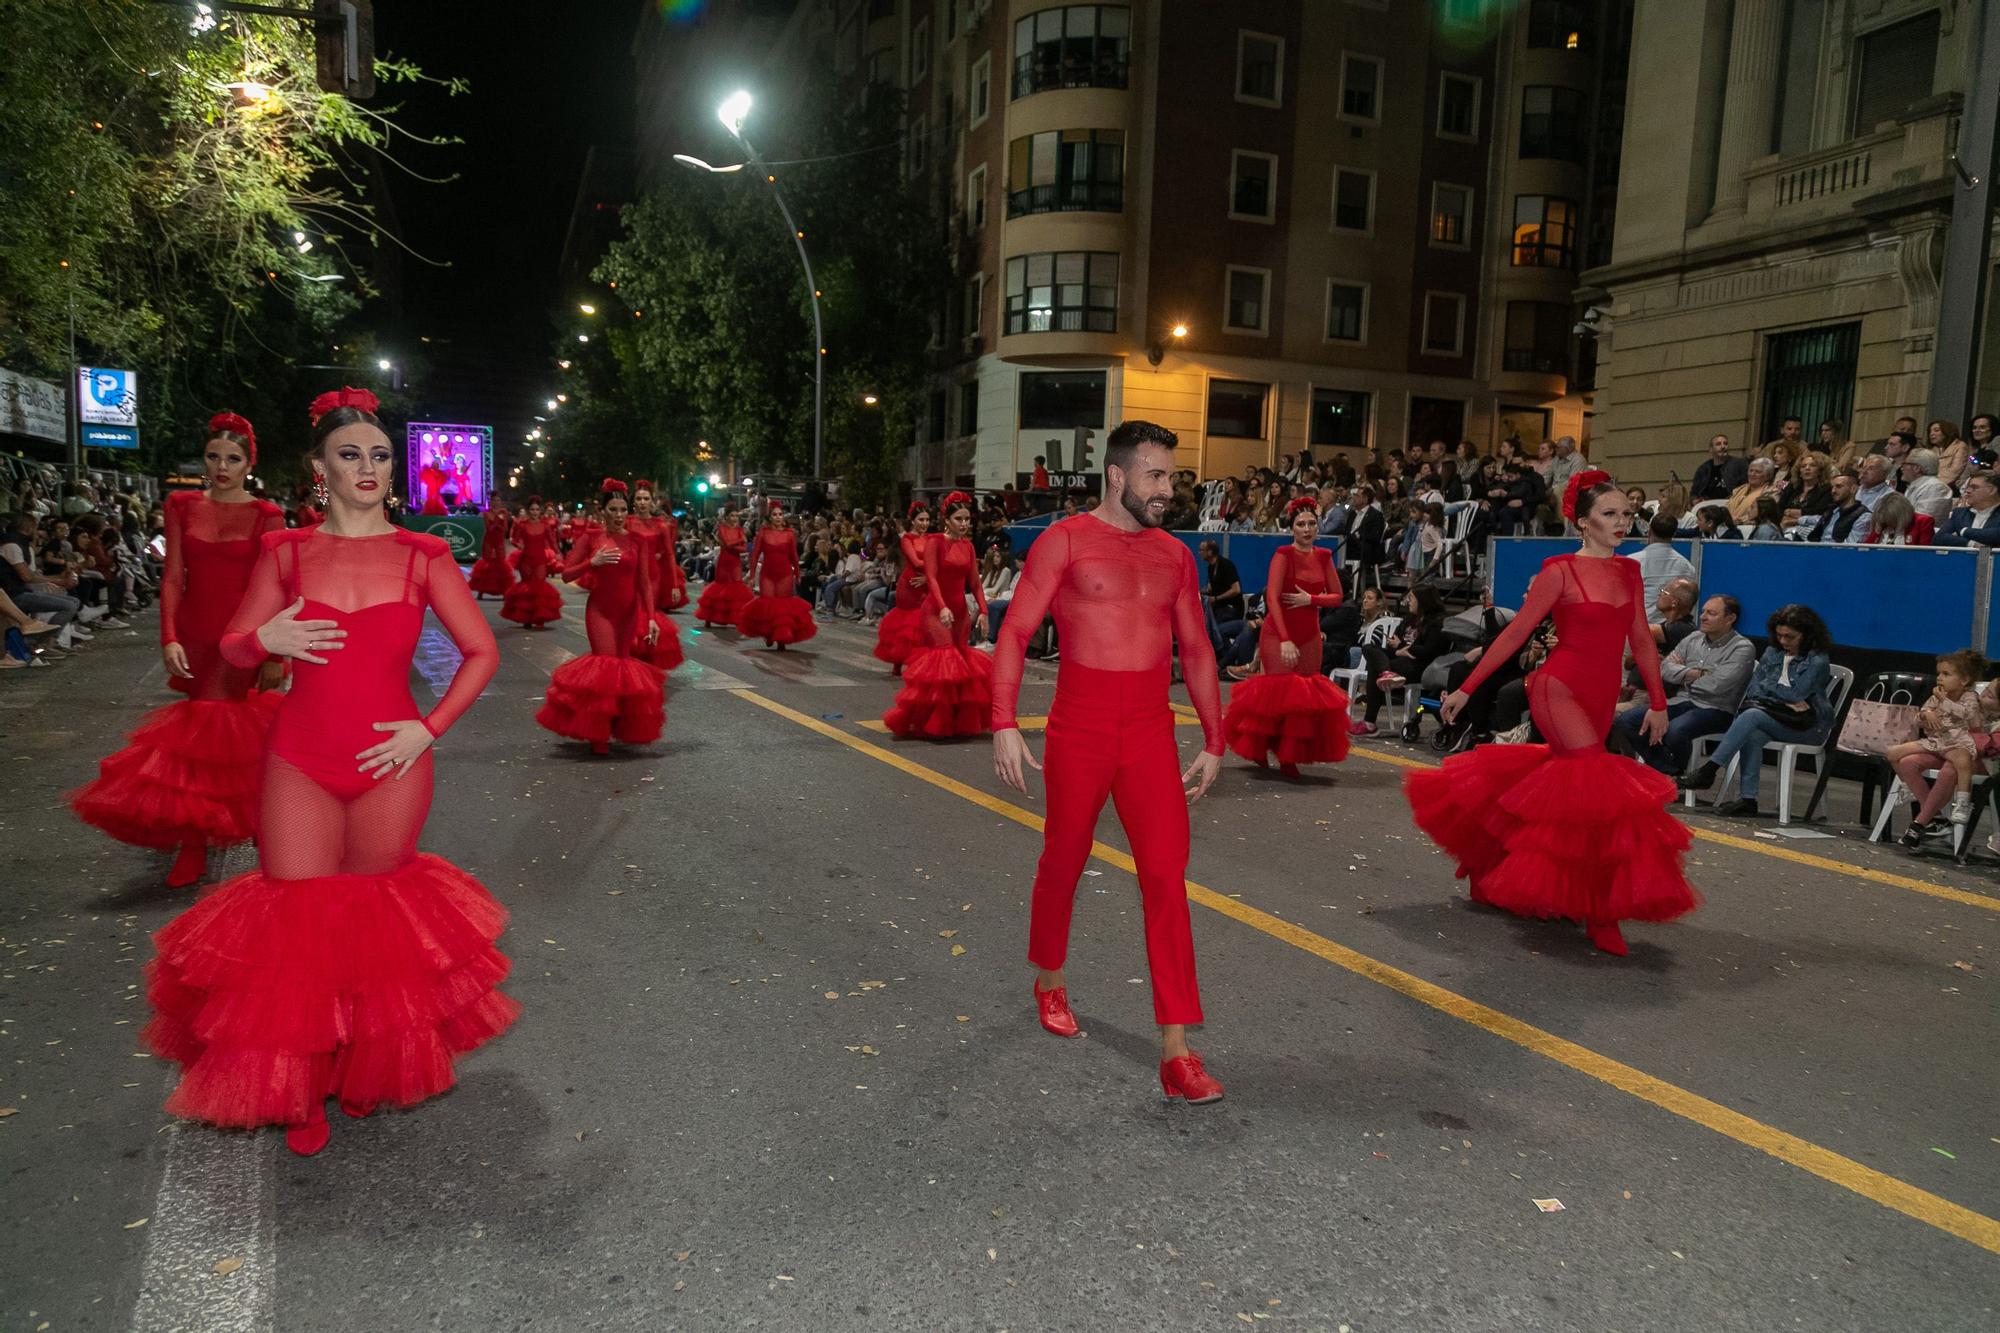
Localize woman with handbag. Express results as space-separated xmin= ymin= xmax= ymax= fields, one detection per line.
xmin=1679 ymin=604 xmax=1835 ymax=817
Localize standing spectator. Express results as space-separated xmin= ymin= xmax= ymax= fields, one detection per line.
xmin=1348 ymin=484 xmax=1387 ymax=580
xmin=1854 ymin=454 xmax=1895 ymax=512
xmin=1865 ymin=491 xmax=1933 ymax=545
xmin=1899 ymin=448 xmax=1954 ymax=523
xmin=1727 ymin=458 xmax=1780 ymax=525
xmin=1928 ymin=420 xmax=1969 ymax=487
xmin=1199 ymin=539 xmax=1245 ymax=655
xmin=1933 ymin=471 xmax=2000 ymax=546
xmin=1806 ymin=469 xmax=1873 ymax=543
xmin=1679 ymin=604 xmax=1835 ymax=817
xmin=1634 ymin=512 xmax=1695 ymax=618
xmin=1692 ymin=434 xmax=1747 ymax=501
xmin=1614 ymin=594 xmax=1755 ymax=775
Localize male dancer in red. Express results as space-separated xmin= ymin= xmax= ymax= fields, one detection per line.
xmin=992 ymin=420 xmax=1226 ymax=1103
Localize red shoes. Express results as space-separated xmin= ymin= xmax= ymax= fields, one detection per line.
xmin=1160 ymin=1053 xmax=1225 ymax=1104
xmin=285 ymin=1105 xmax=330 ymax=1156
xmin=165 ymin=840 xmax=206 ymax=889
xmin=1586 ymin=921 xmax=1629 ymax=956
xmin=1033 ymin=981 xmax=1082 ymax=1038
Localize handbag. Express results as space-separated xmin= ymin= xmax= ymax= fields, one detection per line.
xmin=1752 ymin=701 xmax=1820 ymax=732
xmin=1835 ymin=693 xmax=1920 ymax=757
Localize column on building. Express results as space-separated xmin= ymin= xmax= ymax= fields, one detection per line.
xmin=1707 ymin=0 xmax=1788 ymax=218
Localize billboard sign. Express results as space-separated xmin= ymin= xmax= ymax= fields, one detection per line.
xmin=79 ymin=367 xmax=138 ymax=426
xmin=81 ymin=424 xmax=140 ymax=450
xmin=0 ymin=368 xmax=65 ymax=444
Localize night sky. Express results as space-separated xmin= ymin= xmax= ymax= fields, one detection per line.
xmin=371 ymin=0 xmax=637 ymax=445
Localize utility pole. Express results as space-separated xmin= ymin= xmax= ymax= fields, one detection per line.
xmin=1930 ymin=2 xmax=2000 ymax=424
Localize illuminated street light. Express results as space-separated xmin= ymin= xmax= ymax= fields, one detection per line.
xmin=718 ymin=90 xmax=753 ymax=135
xmin=546 ymin=398 xmax=558 ymax=411
xmin=534 ymin=450 xmax=546 ymax=460
xmin=1170 ymin=323 xmax=1189 ymax=339
xmin=671 ymin=154 xmax=745 ymax=174
xmin=708 ymin=472 xmax=722 ymax=486
xmin=225 ymin=81 xmax=274 ymax=106
xmin=577 ymin=334 xmax=590 ymax=343
xmin=558 ymin=360 xmax=572 ymax=370
xmin=579 ymin=303 xmax=597 ymax=315
xmin=861 ymin=393 xmax=880 ymax=407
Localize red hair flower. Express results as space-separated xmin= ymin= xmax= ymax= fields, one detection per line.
xmin=1285 ymin=495 xmax=1319 ymax=518
xmin=632 ymin=477 xmax=656 ymax=492
xmin=942 ymin=490 xmax=972 ymax=510
xmin=1561 ymin=468 xmax=1614 ymax=522
xmin=307 ymin=386 xmax=380 ymax=427
xmin=207 ymin=412 xmax=257 ymax=466
xmin=600 ymin=478 xmax=629 ymax=496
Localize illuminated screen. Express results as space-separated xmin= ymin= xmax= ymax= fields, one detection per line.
xmin=406 ymin=423 xmax=494 ymax=512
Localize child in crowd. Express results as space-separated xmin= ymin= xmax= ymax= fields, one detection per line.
xmin=1891 ymin=649 xmax=1995 ymax=842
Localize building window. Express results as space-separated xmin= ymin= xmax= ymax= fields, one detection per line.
xmin=1237 ymin=30 xmax=1284 ymax=106
xmin=970 ymin=53 xmax=992 ymax=126
xmin=1332 ymin=168 xmax=1375 ymax=233
xmin=1020 ymin=370 xmax=1107 ymax=430
xmin=1760 ymin=323 xmax=1860 ymax=445
xmin=1851 ymin=12 xmax=1940 ymax=136
xmin=1224 ymin=266 xmax=1271 ymax=334
xmin=1438 ymin=72 xmax=1481 ymax=140
xmin=1228 ymin=150 xmax=1277 ymax=221
xmin=864 ymin=47 xmax=898 ymax=87
xmin=1503 ymin=301 xmax=1569 ymax=374
xmin=908 ymin=112 xmax=928 ymax=177
xmin=1206 ymin=380 xmax=1270 ymax=440
xmin=912 ymin=16 xmax=930 ymax=79
xmin=966 ymin=163 xmax=988 ymax=230
xmin=964 ymin=273 xmax=985 ymax=340
xmin=1006 ymin=130 xmax=1125 ymax=216
xmin=1012 ymin=6 xmax=1130 ymax=99
xmin=1511 ymin=195 xmax=1577 ymax=267
xmin=1431 ymin=182 xmax=1473 ymax=248
xmin=1004 ymin=251 xmax=1120 ymax=335
xmin=1339 ymin=53 xmax=1384 ymax=123
xmin=1526 ymin=0 xmax=1591 ymax=51
xmin=1421 ymin=292 xmax=1465 ymax=356
xmin=1520 ymin=86 xmax=1587 ymax=162
xmin=1309 ymin=387 xmax=1369 ymax=449
xmin=958 ymin=379 xmax=979 ymax=436
xmin=1325 ymin=281 xmax=1368 ymax=344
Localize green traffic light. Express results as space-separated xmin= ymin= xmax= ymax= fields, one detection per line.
xmin=695 ymin=481 xmax=710 ymax=493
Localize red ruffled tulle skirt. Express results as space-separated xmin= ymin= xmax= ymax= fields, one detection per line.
xmin=873 ymin=606 xmax=926 ymax=667
xmin=535 ymin=652 xmax=665 ymax=746
xmin=500 ymin=578 xmax=563 ymax=627
xmin=883 ymin=644 xmax=994 ymax=739
xmin=1224 ymin=671 xmax=1351 ymax=768
xmin=1405 ymin=746 xmax=1701 ymax=925
xmin=69 ymin=695 xmax=281 ymax=850
xmin=144 ymin=853 xmax=519 ymax=1129
xmin=467 ymin=556 xmax=515 ymax=596
xmin=737 ymin=594 xmax=817 ymax=646
xmin=695 ymin=578 xmax=753 ymax=627
xmin=633 ymin=610 xmax=685 ymax=671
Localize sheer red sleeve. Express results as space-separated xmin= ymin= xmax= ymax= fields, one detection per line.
xmin=923 ymin=538 xmax=950 ymax=613
xmin=990 ymin=525 xmax=1069 ymax=732
xmin=159 ymin=495 xmax=188 ymax=646
xmin=418 ymin=543 xmax=499 ymax=738
xmin=1267 ymin=549 xmax=1294 ymax=643
xmin=1459 ymin=558 xmax=1566 ymax=697
xmin=1625 ymin=560 xmax=1669 ymax=710
xmin=1170 ymin=546 xmax=1224 ymax=753
xmin=219 ymin=533 xmax=290 ymax=668
xmin=634 ymin=532 xmax=656 ymax=612
xmin=1313 ymin=549 xmax=1343 ymax=608
xmin=561 ymin=531 xmax=597 ymax=582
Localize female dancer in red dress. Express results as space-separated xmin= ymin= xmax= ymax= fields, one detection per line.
xmin=738 ymin=504 xmax=817 ymax=648
xmin=886 ymin=494 xmax=991 ymax=737
xmin=144 ymin=388 xmax=516 ymax=1156
xmin=1222 ymin=497 xmax=1351 ymax=778
xmin=466 ymin=500 xmax=516 ymax=598
xmin=625 ymin=481 xmax=684 ymax=671
xmin=71 ymin=414 xmax=284 ymax=888
xmin=695 ymin=507 xmax=753 ymax=628
xmin=873 ymin=502 xmax=935 ymax=673
xmin=500 ymin=497 xmax=563 ymax=629
xmin=655 ymin=501 xmax=688 ymax=611
xmin=416 ymin=452 xmax=450 ymax=515
xmin=1408 ymin=472 xmax=1699 ymax=956
xmin=535 ymin=479 xmax=665 ymax=755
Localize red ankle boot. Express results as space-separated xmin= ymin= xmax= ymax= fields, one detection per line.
xmin=1033 ymin=981 xmax=1082 ymax=1038
xmin=1586 ymin=921 xmax=1629 ymax=956
xmin=590 ymin=739 xmax=609 ymax=756
xmin=286 ymin=1104 xmax=330 ymax=1156
xmin=165 ymin=840 xmax=206 ymax=889
xmin=1159 ymin=1052 xmax=1224 ymax=1103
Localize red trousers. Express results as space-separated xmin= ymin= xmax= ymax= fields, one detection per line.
xmin=1027 ymin=664 xmax=1203 ymax=1025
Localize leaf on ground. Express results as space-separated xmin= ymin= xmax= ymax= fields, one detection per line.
xmin=675 ymin=1251 xmax=690 ymax=1262
xmin=214 ymin=1257 xmax=243 ymax=1276
xmin=606 ymin=890 xmax=624 ymax=897
xmin=986 ymin=1248 xmax=997 ymax=1261
xmin=123 ymin=1217 xmax=148 ymax=1229
xmin=950 ymin=944 xmax=967 ymax=957
xmin=938 ymin=929 xmax=958 ymax=938
xmin=955 ymin=1015 xmax=971 ymax=1023
xmin=823 ymin=992 xmax=841 ymax=1001
xmin=673 ymin=1280 xmax=686 ymax=1292
xmin=1950 ymin=960 xmax=1975 ymax=971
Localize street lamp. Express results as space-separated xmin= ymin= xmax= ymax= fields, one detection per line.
xmin=679 ymin=90 xmax=825 ymax=481
xmin=579 ymin=303 xmax=597 ymax=316
xmin=377 ymin=357 xmax=393 ymax=371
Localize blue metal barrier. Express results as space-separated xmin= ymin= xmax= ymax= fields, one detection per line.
xmin=1005 ymin=521 xmax=1341 ymax=597
xmin=1490 ymin=536 xmax=1994 ymax=656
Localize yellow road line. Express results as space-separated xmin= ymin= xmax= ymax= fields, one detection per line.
xmin=857 ymin=714 xmax=1203 ymax=735
xmin=733 ymin=688 xmax=2000 ymax=1258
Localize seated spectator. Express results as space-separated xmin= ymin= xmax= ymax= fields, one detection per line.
xmin=1353 ymin=586 xmax=1452 ymax=736
xmin=1692 ymin=434 xmax=1747 ymax=501
xmin=1726 ymin=458 xmax=1780 ymax=525
xmin=1646 ymin=578 xmax=1699 ymax=655
xmin=1487 ymin=461 xmax=1540 ymax=534
xmin=1694 ymin=504 xmax=1743 ymax=541
xmin=1317 ymin=485 xmax=1352 ymax=537
xmin=1822 ymin=420 xmax=1864 ymax=473
xmin=1888 ymin=648 xmax=1996 ymax=841
xmin=816 ymin=540 xmax=865 ymax=615
xmin=1864 ymin=491 xmax=1933 ymax=545
xmin=1435 ymin=599 xmax=1532 ymax=746
xmin=1403 ymin=501 xmax=1446 ymax=577
xmin=0 ymin=512 xmax=95 ymax=649
xmin=1807 ymin=469 xmax=1872 ymax=543
xmin=1347 ymin=485 xmax=1388 ymax=578
xmin=1679 ymin=603 xmax=1835 ymax=817
xmin=1778 ymin=452 xmax=1834 ymax=516
xmin=1635 ymin=513 xmax=1695 ymax=617
xmin=976 ymin=545 xmax=1017 ymax=645
xmin=1899 ymin=448 xmax=1954 ymax=523
xmin=1935 ymin=470 xmax=2000 ymax=546
xmin=1882 ymin=431 xmax=1918 ymax=488
xmin=1854 ymin=453 xmax=1895 ymax=512
xmin=1748 ymin=495 xmax=1786 ymax=542
xmin=1968 ymin=413 xmax=1998 ymax=468
xmin=1614 ymin=593 xmax=1754 ymax=774
xmin=1929 ymin=420 xmax=1969 ymax=488
xmin=1767 ymin=439 xmax=1803 ymax=486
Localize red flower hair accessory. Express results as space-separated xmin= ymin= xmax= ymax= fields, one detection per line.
xmin=308 ymin=386 xmax=380 ymax=427
xmin=907 ymin=499 xmax=930 ymax=519
xmin=632 ymin=478 xmax=656 ymax=492
xmin=1562 ymin=468 xmax=1613 ymax=522
xmin=207 ymin=412 xmax=257 ymax=466
xmin=1285 ymin=495 xmax=1319 ymax=518
xmin=526 ymin=494 xmax=544 ymax=506
xmin=600 ymin=478 xmax=629 ymax=497
xmin=942 ymin=490 xmax=973 ymax=510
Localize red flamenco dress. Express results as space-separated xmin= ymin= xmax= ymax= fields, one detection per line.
xmin=70 ymin=491 xmax=284 ymax=886
xmin=884 ymin=535 xmax=992 ymax=739
xmin=695 ymin=522 xmax=753 ymax=627
xmin=144 ymin=527 xmax=516 ymax=1152
xmin=417 ymin=463 xmax=450 ymax=515
xmin=1404 ymin=553 xmax=1701 ymax=953
xmin=873 ymin=530 xmax=935 ymax=671
xmin=1223 ymin=543 xmax=1351 ymax=775
xmin=465 ymin=509 xmax=516 ymax=598
xmin=623 ymin=515 xmax=684 ymax=671
xmin=500 ymin=516 xmax=563 ymax=628
xmin=736 ymin=524 xmax=817 ymax=647
xmin=535 ymin=527 xmax=666 ymax=753
xmin=657 ymin=513 xmax=689 ymax=610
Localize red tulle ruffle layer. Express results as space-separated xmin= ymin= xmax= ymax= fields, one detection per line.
xmin=466 ymin=557 xmax=516 ymax=596
xmin=144 ymin=853 xmax=519 ymax=1128
xmin=1405 ymin=745 xmax=1701 ymax=925
xmin=500 ymin=578 xmax=563 ymax=626
xmin=69 ymin=695 xmax=281 ymax=850
xmin=872 ymin=606 xmax=927 ymax=666
xmin=633 ymin=610 xmax=685 ymax=671
xmin=1224 ymin=671 xmax=1352 ymax=767
xmin=737 ymin=594 xmax=817 ymax=646
xmin=695 ymin=578 xmax=753 ymax=627
xmin=883 ymin=644 xmax=994 ymax=739
xmin=535 ymin=652 xmax=665 ymax=745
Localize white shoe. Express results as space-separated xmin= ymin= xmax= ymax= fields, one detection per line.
xmin=77 ymin=604 xmax=106 ymax=624
xmin=69 ymin=624 xmax=93 ymax=640
xmin=1950 ymin=793 xmax=1974 ymax=825
xmin=97 ymin=616 xmax=130 ymax=629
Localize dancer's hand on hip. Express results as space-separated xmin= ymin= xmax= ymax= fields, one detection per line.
xmin=1182 ymin=750 xmax=1222 ymax=802
xmin=161 ymin=641 xmax=193 ymax=680
xmin=257 ymin=596 xmax=345 ymax=665
xmin=1440 ymin=689 xmax=1469 ymax=725
xmin=1640 ymin=707 xmax=1669 ymax=744
xmin=357 ymin=719 xmax=434 ymax=780
xmin=993 ymin=727 xmax=1042 ymax=793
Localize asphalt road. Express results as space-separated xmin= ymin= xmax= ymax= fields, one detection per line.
xmin=3 ymin=585 xmax=1996 ymax=1332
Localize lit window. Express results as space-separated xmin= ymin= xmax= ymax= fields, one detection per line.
xmin=1431 ymin=183 xmax=1473 ymax=248
xmin=1511 ymin=195 xmax=1577 ymax=267
xmin=1004 ymin=252 xmax=1120 ymax=335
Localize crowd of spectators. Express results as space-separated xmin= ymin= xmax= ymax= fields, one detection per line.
xmin=2 ymin=476 xmax=162 ymax=670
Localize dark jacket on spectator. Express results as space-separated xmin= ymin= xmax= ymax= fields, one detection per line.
xmin=1693 ymin=456 xmax=1748 ymax=501
xmin=1779 ymin=480 xmax=1833 ymax=515
xmin=1809 ymin=501 xmax=1869 ymax=543
xmin=1934 ymin=506 xmax=2000 ymax=547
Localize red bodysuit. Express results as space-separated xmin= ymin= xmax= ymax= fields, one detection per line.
xmin=738 ymin=526 xmax=817 ymax=647
xmin=696 ymin=523 xmax=753 ymax=627
xmin=873 ymin=531 xmax=935 ymax=668
xmin=145 ymin=526 xmax=516 ymax=1132
xmin=535 ymin=527 xmax=665 ymax=749
xmin=991 ymin=514 xmax=1223 ymax=1025
xmin=1221 ymin=543 xmax=1352 ymax=770
xmin=467 ymin=510 xmax=516 ymax=597
xmin=501 ymin=518 xmax=562 ymax=627
xmin=1405 ymin=553 xmax=1700 ymax=930
xmin=884 ymin=534 xmax=990 ymax=737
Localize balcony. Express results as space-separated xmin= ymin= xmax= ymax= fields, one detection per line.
xmin=1741 ymin=99 xmax=1960 ymax=225
xmin=1007 ymin=179 xmax=1123 ymax=218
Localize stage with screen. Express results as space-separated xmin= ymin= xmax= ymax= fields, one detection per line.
xmin=406 ymin=423 xmax=494 ymax=514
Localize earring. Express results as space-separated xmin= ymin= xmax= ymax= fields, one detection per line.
xmin=312 ymin=473 xmax=329 ymax=506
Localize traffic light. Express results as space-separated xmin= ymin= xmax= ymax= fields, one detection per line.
xmin=695 ymin=480 xmax=710 ymax=494
xmin=1073 ymin=426 xmax=1096 ymax=472
xmin=314 ymin=0 xmax=376 ymax=98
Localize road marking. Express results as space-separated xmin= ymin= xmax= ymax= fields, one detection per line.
xmin=857 ymin=714 xmax=1203 ymax=734
xmin=733 ymin=689 xmax=2000 ymax=1258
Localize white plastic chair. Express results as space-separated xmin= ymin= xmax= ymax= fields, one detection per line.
xmin=1436 ymin=503 xmax=1479 ymax=580
xmin=1685 ymin=664 xmax=1856 ymax=825
xmin=1333 ymin=615 xmax=1401 ymax=719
